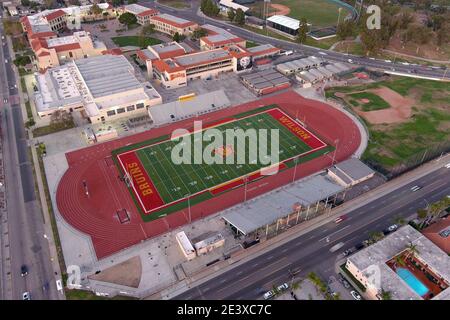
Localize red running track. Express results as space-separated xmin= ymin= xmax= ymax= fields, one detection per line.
xmin=56 ymin=91 xmax=361 ymax=259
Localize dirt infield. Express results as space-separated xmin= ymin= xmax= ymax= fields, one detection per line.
xmin=56 ymin=91 xmax=361 ymax=259
xmin=268 ymin=4 xmax=291 ymax=16
xmin=358 ymin=87 xmax=414 ymax=124
xmin=337 ymin=87 xmax=415 ymax=124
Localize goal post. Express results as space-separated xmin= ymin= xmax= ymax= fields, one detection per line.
xmin=123 ymin=171 xmax=134 ymax=189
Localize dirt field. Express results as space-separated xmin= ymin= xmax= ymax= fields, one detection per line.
xmin=337 ymin=87 xmax=414 ymax=124
xmin=89 ymin=256 xmax=142 ymax=288
xmin=268 ymin=4 xmax=291 ymax=16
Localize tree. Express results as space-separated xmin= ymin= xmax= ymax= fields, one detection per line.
xmin=227 ymin=9 xmax=236 ymax=22
xmin=127 ymin=0 xmax=138 ymax=3
xmin=112 ymin=0 xmax=125 ymax=7
xmin=380 ymin=289 xmax=392 ymax=300
xmin=235 ymin=8 xmax=245 ymax=26
xmin=296 ymin=18 xmax=308 ymax=44
xmin=172 ymin=32 xmax=185 ymax=42
xmin=417 ymin=209 xmax=427 ymax=220
xmin=118 ymin=12 xmax=137 ymax=29
xmin=405 ymin=242 xmax=419 ymax=260
xmin=192 ymin=27 xmax=208 ymax=40
xmin=90 ymin=4 xmax=103 ymax=17
xmin=142 ymin=24 xmax=155 ymax=36
xmin=14 ymin=55 xmax=31 ymax=67
xmin=336 ymin=20 xmax=355 ymax=40
xmin=201 ymin=0 xmax=220 ymax=17
xmin=21 ymin=0 xmax=31 ymax=6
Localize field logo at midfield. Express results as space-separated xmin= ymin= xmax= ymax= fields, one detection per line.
xmin=170 ymin=121 xmax=280 ymax=175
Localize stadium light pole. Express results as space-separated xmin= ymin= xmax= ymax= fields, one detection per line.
xmin=331 ymin=139 xmax=339 ymax=165
xmin=244 ymin=175 xmax=248 ymax=202
xmin=186 ymin=194 xmax=191 ymax=223
xmin=292 ymin=156 xmax=299 ymax=183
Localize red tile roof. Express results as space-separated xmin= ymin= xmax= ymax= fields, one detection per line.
xmin=201 ymin=36 xmax=244 ymax=47
xmin=151 ymin=15 xmax=197 ymax=29
xmin=152 ymin=59 xmax=185 ymax=73
xmin=422 ymin=218 xmax=450 ymax=254
xmin=53 ymin=42 xmax=81 ymax=52
xmin=44 ymin=9 xmax=66 ymax=21
xmin=137 ymin=9 xmax=159 ymax=17
xmin=29 ymin=31 xmax=57 ymax=40
xmin=101 ymin=48 xmax=123 ymax=56
xmin=38 ymin=51 xmax=51 ymax=57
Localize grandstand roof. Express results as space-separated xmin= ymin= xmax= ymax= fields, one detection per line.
xmin=267 ymin=15 xmax=300 ymax=31
xmin=222 ymin=173 xmax=344 ymax=234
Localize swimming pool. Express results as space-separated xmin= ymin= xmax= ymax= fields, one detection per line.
xmin=396 ymin=268 xmax=429 ymax=297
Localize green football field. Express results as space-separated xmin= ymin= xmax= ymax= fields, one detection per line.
xmin=115 ymin=107 xmax=330 ymax=218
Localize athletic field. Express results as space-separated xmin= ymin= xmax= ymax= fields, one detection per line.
xmin=113 ymin=106 xmax=329 ymax=220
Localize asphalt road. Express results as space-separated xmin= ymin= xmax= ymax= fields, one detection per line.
xmin=140 ymin=0 xmax=450 ymax=81
xmin=0 ymin=9 xmax=60 ymax=300
xmin=174 ymin=166 xmax=450 ymax=300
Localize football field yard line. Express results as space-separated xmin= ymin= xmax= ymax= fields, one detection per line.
xmin=141 ymin=149 xmax=180 ymax=203
xmin=156 ymin=143 xmax=195 ymax=196
xmin=118 ymin=107 xmax=327 ymax=215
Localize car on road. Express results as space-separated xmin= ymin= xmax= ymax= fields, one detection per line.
xmin=263 ymin=290 xmax=276 ymax=300
xmin=5 ymin=59 xmax=7 ymax=63
xmin=22 ymin=292 xmax=31 ymax=300
xmin=444 ymin=163 xmax=450 ymax=169
xmin=343 ymin=249 xmax=353 ymax=256
xmin=347 ymin=59 xmax=353 ymax=63
xmin=21 ymin=265 xmax=28 ymax=277
xmin=318 ymin=51 xmax=327 ymax=56
xmin=334 ymin=215 xmax=347 ymax=224
xmin=410 ymin=185 xmax=422 ymax=192
xmin=3 ymin=98 xmax=7 ymax=103
xmin=387 ymin=224 xmax=398 ymax=232
xmin=277 ymin=283 xmax=289 ymax=292
xmin=350 ymin=290 xmax=362 ymax=300
xmin=384 ymin=59 xmax=392 ymax=63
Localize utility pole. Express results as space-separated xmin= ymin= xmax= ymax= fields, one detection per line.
xmin=331 ymin=139 xmax=339 ymax=165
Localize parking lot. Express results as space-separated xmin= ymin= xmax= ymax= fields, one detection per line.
xmin=154 ymin=72 xmax=257 ymax=106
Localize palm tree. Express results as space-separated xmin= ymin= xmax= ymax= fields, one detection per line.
xmin=380 ymin=289 xmax=392 ymax=300
xmin=394 ymin=255 xmax=406 ymax=267
xmin=405 ymin=242 xmax=419 ymax=261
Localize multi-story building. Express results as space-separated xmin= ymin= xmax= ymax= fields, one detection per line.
xmin=149 ymin=13 xmax=198 ymax=36
xmin=199 ymin=24 xmax=246 ymax=50
xmin=31 ymin=31 xmax=107 ymax=71
xmin=345 ymin=225 xmax=450 ymax=300
xmin=152 ymin=45 xmax=253 ymax=89
xmin=136 ymin=41 xmax=190 ymax=76
xmin=33 ymin=54 xmax=162 ymax=124
xmin=121 ymin=4 xmax=159 ymax=25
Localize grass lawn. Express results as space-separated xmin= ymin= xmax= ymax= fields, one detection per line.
xmin=158 ymin=0 xmax=190 ymax=9
xmin=65 ymin=289 xmax=136 ymax=300
xmin=244 ymin=25 xmax=337 ymax=50
xmin=347 ymin=92 xmax=391 ymax=111
xmin=249 ymin=0 xmax=352 ymax=28
xmin=326 ymin=77 xmax=450 ymax=170
xmin=33 ymin=119 xmax=76 ymax=137
xmin=246 ymin=40 xmax=260 ymax=48
xmin=111 ymin=36 xmax=161 ymax=48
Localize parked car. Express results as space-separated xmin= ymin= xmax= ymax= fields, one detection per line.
xmin=263 ymin=290 xmax=276 ymax=300
xmin=343 ymin=249 xmax=353 ymax=256
xmin=20 ymin=265 xmax=28 ymax=277
xmin=277 ymin=283 xmax=289 ymax=292
xmin=351 ymin=290 xmax=362 ymax=300
xmin=22 ymin=292 xmax=31 ymax=300
xmin=444 ymin=163 xmax=450 ymax=169
xmin=387 ymin=224 xmax=398 ymax=232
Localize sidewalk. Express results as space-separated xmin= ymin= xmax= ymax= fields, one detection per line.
xmin=7 ymin=36 xmax=66 ymax=299
xmin=147 ymin=152 xmax=450 ymax=299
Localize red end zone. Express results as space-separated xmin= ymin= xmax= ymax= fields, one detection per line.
xmin=117 ymin=152 xmax=164 ymax=212
xmin=266 ymin=108 xmax=326 ymax=149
